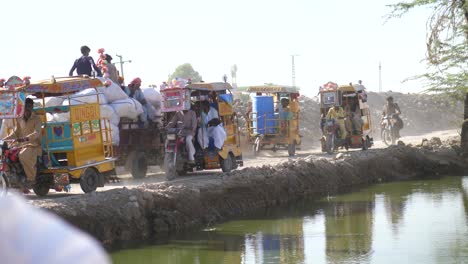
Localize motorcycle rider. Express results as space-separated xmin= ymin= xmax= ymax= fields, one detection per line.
xmin=326 ymin=103 xmax=347 ymax=140
xmin=166 ymin=107 xmax=197 ymax=164
xmin=381 ymin=96 xmax=403 ymax=138
xmin=3 ymin=98 xmax=42 ymax=190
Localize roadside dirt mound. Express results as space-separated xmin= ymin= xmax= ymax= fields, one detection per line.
xmin=33 ymin=145 xmax=468 ymax=250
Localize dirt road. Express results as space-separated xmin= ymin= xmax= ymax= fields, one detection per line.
xmin=25 ymin=129 xmax=458 ymax=200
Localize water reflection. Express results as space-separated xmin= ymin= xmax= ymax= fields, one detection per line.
xmin=112 ymin=176 xmax=468 ymax=264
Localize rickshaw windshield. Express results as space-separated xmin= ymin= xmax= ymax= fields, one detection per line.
xmin=0 ymin=91 xmax=26 ymax=119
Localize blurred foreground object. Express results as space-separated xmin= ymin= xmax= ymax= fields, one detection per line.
xmin=0 ymin=195 xmax=110 ymax=264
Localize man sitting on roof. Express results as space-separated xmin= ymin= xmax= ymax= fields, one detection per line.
xmin=125 ymin=77 xmax=148 ymax=126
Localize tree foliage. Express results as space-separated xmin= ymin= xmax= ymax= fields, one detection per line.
xmin=387 ymin=0 xmax=468 ymax=99
xmin=169 ymin=63 xmax=202 ymax=82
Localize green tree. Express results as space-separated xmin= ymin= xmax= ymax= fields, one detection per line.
xmin=387 ymin=0 xmax=468 ymax=154
xmin=169 ymin=63 xmax=202 ymax=82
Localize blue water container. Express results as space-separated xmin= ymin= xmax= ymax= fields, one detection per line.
xmin=252 ymin=96 xmax=275 ymax=134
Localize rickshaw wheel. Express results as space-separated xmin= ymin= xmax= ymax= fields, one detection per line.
xmin=164 ymin=153 xmax=177 ymax=181
xmin=0 ymin=173 xmax=9 ymax=197
xmin=362 ymin=138 xmax=369 ymax=150
xmin=33 ymin=175 xmax=50 ymax=197
xmin=288 ymin=141 xmax=296 ymax=157
xmin=230 ymin=153 xmax=238 ymax=170
xmin=80 ymin=168 xmax=98 ymax=193
xmin=221 ymin=155 xmax=232 ymax=173
xmin=131 ymin=152 xmax=148 ymax=179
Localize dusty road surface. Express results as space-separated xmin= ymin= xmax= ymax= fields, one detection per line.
xmin=24 ymin=129 xmax=459 ymax=200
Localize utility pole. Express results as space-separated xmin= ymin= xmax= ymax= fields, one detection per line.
xmin=379 ymin=61 xmax=382 ymax=93
xmin=115 ymin=54 xmax=132 ymax=84
xmin=291 ymin=54 xmax=299 ymax=88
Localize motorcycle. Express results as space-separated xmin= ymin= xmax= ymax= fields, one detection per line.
xmin=0 ymin=140 xmax=69 ymax=196
xmin=381 ymin=114 xmax=399 ymax=146
xmin=164 ymin=128 xmax=193 ymax=181
xmin=323 ymin=119 xmax=348 ymax=154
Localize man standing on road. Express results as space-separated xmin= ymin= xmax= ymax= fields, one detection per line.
xmin=69 ymin=45 xmax=102 ymax=77
xmin=166 ymin=107 xmax=198 ymax=163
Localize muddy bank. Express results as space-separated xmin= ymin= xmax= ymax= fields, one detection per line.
xmin=33 ymin=143 xmax=468 ymax=249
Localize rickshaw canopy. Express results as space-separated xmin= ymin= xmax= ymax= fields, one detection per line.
xmin=185 ymin=82 xmax=232 ymax=91
xmin=246 ymin=85 xmax=299 ymax=94
xmin=1 ymin=76 xmax=104 ymax=97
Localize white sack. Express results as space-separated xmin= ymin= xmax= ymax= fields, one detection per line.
xmin=52 ymin=113 xmax=70 ymax=122
xmin=100 ymin=105 xmax=120 ymax=126
xmin=141 ymin=88 xmax=162 ymax=108
xmin=101 ymin=121 xmax=120 ymax=146
xmin=96 ymin=77 xmax=128 ymax=103
xmin=64 ymin=88 xmax=107 ymax=105
xmin=110 ymin=98 xmax=143 ymax=119
xmin=44 ymin=97 xmax=65 ymax=108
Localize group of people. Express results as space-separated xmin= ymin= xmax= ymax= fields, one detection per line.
xmin=69 ymin=45 xmax=119 ymax=84
xmin=166 ymin=99 xmax=227 ymax=164
xmin=323 ymin=95 xmax=403 ymax=140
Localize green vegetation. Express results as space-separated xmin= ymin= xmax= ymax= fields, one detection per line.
xmin=169 ymin=63 xmax=203 ymax=82
xmin=387 ymin=0 xmax=468 ymax=154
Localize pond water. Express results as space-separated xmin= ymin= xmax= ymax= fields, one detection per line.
xmin=112 ymin=176 xmax=468 ymax=264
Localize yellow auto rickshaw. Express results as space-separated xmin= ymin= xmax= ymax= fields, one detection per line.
xmin=161 ymin=82 xmax=243 ymax=180
xmin=0 ymin=76 xmax=116 ymax=196
xmin=319 ymin=82 xmax=373 ymax=153
xmin=244 ymin=85 xmax=301 ymax=157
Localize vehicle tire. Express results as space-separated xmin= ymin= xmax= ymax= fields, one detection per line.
xmin=390 ymin=128 xmax=397 ymax=145
xmin=0 ymin=173 xmax=9 ymax=197
xmin=382 ymin=129 xmax=391 ymax=146
xmin=362 ymin=138 xmax=368 ymax=150
xmin=230 ymin=153 xmax=238 ymax=170
xmin=288 ymin=141 xmax=296 ymax=157
xmin=124 ymin=151 xmax=136 ymax=171
xmin=326 ymin=134 xmax=334 ymax=154
xmin=164 ymin=153 xmax=177 ymax=181
xmin=33 ymin=175 xmax=50 ymax=197
xmin=221 ymin=155 xmax=232 ymax=173
xmin=131 ymin=152 xmax=147 ymax=179
xmin=80 ymin=168 xmax=99 ymax=193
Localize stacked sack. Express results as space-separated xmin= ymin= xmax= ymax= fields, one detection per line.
xmin=41 ymin=78 xmax=162 ymax=146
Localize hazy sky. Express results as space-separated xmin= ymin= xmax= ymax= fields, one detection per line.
xmin=1 ymin=0 xmax=432 ymax=97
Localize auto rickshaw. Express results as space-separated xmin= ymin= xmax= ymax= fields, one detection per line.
xmin=0 ymin=76 xmax=116 ymax=196
xmin=161 ymin=82 xmax=243 ymax=180
xmin=244 ymin=85 xmax=301 ymax=157
xmin=319 ymin=82 xmax=373 ymax=153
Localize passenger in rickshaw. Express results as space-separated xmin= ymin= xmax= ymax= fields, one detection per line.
xmin=197 ymin=100 xmax=226 ymax=150
xmin=326 ymin=103 xmax=347 ymax=140
xmin=166 ymin=106 xmax=197 ymax=164
xmin=125 ymin=77 xmax=149 ymax=126
xmin=349 ymin=98 xmax=363 ymax=134
xmin=278 ymin=98 xmax=293 ymax=135
xmin=3 ymin=98 xmax=42 ymax=189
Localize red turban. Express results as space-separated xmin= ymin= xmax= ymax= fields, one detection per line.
xmin=130 ymin=77 xmax=141 ymax=86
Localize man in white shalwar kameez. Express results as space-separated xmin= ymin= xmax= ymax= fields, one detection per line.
xmin=198 ymin=101 xmax=226 ymax=150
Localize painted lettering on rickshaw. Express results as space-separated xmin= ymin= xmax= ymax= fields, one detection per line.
xmin=70 ymin=105 xmax=99 ymax=123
